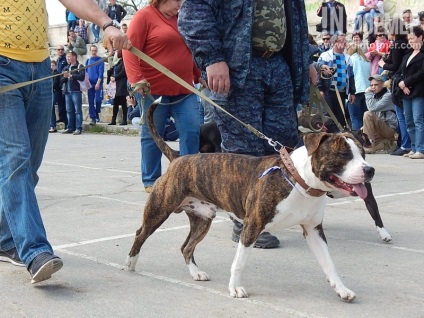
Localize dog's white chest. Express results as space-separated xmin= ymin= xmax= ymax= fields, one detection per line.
xmin=269 ymin=190 xmax=327 ymax=230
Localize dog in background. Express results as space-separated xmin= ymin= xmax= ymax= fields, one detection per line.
xmin=199 ymin=122 xmax=221 ymax=153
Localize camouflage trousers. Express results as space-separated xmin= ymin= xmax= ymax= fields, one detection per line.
xmin=210 ymin=54 xmax=299 ymax=156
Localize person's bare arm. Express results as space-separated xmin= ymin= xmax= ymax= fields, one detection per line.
xmin=59 ymin=0 xmax=131 ymax=53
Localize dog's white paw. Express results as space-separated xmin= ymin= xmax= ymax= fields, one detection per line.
xmin=336 ymin=286 xmax=356 ymax=302
xmin=188 ymin=263 xmax=209 ymax=281
xmin=229 ymin=287 xmax=248 ymax=298
xmin=125 ymin=254 xmax=139 ymax=271
xmin=192 ymin=272 xmax=209 ymax=281
xmin=377 ymin=227 xmax=392 ymax=242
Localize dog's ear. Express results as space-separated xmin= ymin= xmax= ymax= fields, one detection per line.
xmin=303 ymin=132 xmax=330 ymax=156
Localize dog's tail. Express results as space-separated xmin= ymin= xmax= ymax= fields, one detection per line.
xmin=147 ymin=97 xmax=180 ymax=162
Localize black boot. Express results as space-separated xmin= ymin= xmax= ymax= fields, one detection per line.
xmin=230 ymin=216 xmax=280 ymax=249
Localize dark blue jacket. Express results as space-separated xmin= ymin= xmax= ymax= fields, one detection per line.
xmin=61 ymin=63 xmax=85 ymax=92
xmin=57 ymin=55 xmax=67 ymax=73
xmin=178 ymin=0 xmax=310 ymax=105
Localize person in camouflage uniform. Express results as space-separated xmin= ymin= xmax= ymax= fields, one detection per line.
xmin=178 ymin=0 xmax=310 ymax=248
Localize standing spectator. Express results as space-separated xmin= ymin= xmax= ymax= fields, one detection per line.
xmin=178 ymin=0 xmax=310 ymax=248
xmin=67 ymin=29 xmax=87 ymax=56
xmin=106 ymin=0 xmax=127 ymax=24
xmin=317 ymin=33 xmax=356 ymax=129
xmin=317 ymin=0 xmax=347 ymax=35
xmin=402 ymin=9 xmax=420 ymax=30
xmin=122 ymin=0 xmax=201 ymax=194
xmin=74 ymin=19 xmax=89 ymax=44
xmin=86 ymin=45 xmax=105 ymax=124
xmin=351 ymin=31 xmax=368 ymax=52
xmin=56 ymin=45 xmax=68 ymax=126
xmin=66 ymin=10 xmax=78 ymax=36
xmin=108 ymin=50 xmax=128 ymax=125
xmin=396 ymin=26 xmax=424 ymax=159
xmin=378 ymin=18 xmax=411 ymax=156
xmin=121 ymin=23 xmax=128 ymax=34
xmin=61 ymin=51 xmax=85 ymax=135
xmin=0 ymin=0 xmax=129 ymax=284
xmin=318 ymin=32 xmax=332 ymax=54
xmin=367 ymin=27 xmax=390 ymax=76
xmin=49 ymin=60 xmax=61 ymax=133
xmin=91 ymin=0 xmax=108 ymax=43
xmin=346 ymin=45 xmax=371 ymax=131
xmin=362 ymin=75 xmax=398 ymax=154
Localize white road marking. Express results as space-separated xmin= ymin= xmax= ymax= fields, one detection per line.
xmin=58 ymin=248 xmax=326 ymax=318
xmin=43 ymin=161 xmax=140 ymax=175
xmin=327 ymin=188 xmax=424 ymax=206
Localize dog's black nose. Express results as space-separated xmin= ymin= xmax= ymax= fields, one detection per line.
xmin=363 ymin=166 xmax=375 ymax=181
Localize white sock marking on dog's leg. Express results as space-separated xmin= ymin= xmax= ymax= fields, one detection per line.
xmin=377 ymin=227 xmax=392 ymax=242
xmin=126 ymin=254 xmax=139 ymax=271
xmin=229 ymin=242 xmax=252 ymax=298
xmin=304 ymin=225 xmax=356 ymax=302
xmin=187 ymin=261 xmax=209 ymax=281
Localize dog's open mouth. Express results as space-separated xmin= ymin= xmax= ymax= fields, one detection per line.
xmin=328 ymin=175 xmax=368 ymax=199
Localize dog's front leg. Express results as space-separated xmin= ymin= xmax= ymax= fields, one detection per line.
xmin=303 ymin=224 xmax=356 ymax=302
xmin=228 ymin=242 xmax=253 ymax=298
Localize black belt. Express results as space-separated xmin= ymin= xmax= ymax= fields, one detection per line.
xmin=251 ymin=48 xmax=280 ymax=59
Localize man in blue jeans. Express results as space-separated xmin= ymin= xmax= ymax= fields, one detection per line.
xmin=0 ymin=0 xmax=130 ymax=283
xmin=61 ymin=51 xmax=85 ymax=135
xmin=86 ymin=45 xmax=105 ymax=125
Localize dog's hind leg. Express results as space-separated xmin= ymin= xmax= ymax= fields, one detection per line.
xmin=126 ymin=199 xmax=175 ymax=271
xmin=363 ymin=183 xmax=392 ymax=242
xmin=182 ymin=212 xmax=212 ymax=281
xmin=302 ymin=223 xmax=356 ymax=302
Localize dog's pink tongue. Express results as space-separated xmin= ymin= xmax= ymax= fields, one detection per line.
xmin=353 ymin=183 xmax=368 ymax=199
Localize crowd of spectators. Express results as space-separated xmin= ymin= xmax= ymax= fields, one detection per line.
xmin=52 ymin=2 xmax=424 ymax=159
xmin=313 ymin=5 xmax=424 ymax=158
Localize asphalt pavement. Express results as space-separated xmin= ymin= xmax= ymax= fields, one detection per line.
xmin=1 ymin=131 xmax=423 ymax=318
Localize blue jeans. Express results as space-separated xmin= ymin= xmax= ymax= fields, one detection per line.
xmin=395 ymin=105 xmax=411 ymax=150
xmin=50 ymin=90 xmax=62 ymax=128
xmin=348 ymin=92 xmax=368 ymax=131
xmin=0 ymin=56 xmax=54 ymax=266
xmin=135 ymin=93 xmax=200 ymax=187
xmin=87 ymin=84 xmax=103 ymax=120
xmin=402 ymin=97 xmax=424 ymax=153
xmin=65 ymin=91 xmax=83 ymax=131
xmin=91 ymin=24 xmax=100 ymax=40
xmin=354 ymin=11 xmax=372 ymax=32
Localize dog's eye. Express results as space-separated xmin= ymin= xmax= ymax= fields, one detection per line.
xmin=338 ymin=152 xmax=352 ymax=160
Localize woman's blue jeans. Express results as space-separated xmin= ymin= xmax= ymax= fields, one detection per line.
xmin=0 ymin=56 xmax=54 ymax=266
xmin=91 ymin=24 xmax=100 ymax=40
xmin=134 ymin=93 xmax=200 ymax=187
xmin=395 ymin=105 xmax=411 ymax=150
xmin=347 ymin=92 xmax=368 ymax=131
xmin=65 ymin=91 xmax=83 ymax=131
xmin=402 ymin=97 xmax=424 ymax=153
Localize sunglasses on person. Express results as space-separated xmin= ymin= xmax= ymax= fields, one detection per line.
xmin=323 ymin=38 xmax=330 ymax=41
xmin=376 ymin=34 xmax=385 ymax=37
xmin=57 ymin=48 xmax=64 ymax=51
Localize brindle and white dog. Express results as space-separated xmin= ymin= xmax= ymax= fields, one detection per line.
xmin=126 ymin=99 xmax=375 ymax=302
